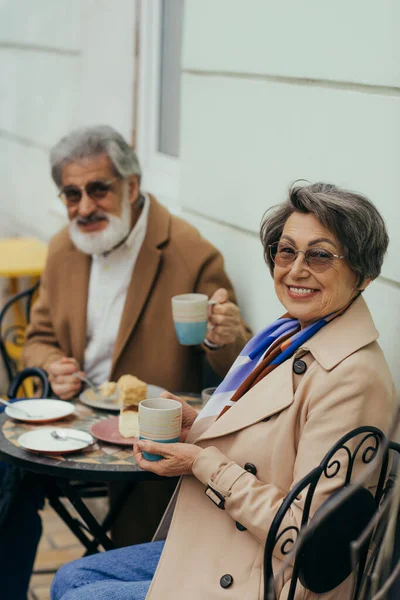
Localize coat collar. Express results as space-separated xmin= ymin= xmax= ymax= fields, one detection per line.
xmin=65 ymin=194 xmax=171 ymax=372
xmin=299 ymin=295 xmax=378 ymax=371
xmin=195 ymin=294 xmax=378 ymax=444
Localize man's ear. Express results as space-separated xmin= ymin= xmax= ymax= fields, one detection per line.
xmin=358 ymin=277 xmax=372 ymax=292
xmin=128 ymin=175 xmax=140 ymax=204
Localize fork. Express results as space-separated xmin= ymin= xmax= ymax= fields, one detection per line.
xmin=73 ymin=373 xmax=101 ymax=396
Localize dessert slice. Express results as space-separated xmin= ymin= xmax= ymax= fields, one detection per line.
xmin=118 ymin=375 xmax=147 ymax=438
xmin=118 ymin=375 xmax=147 ymax=408
xmin=99 ymin=381 xmax=117 ymax=399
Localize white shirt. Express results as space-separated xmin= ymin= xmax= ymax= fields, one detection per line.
xmin=83 ymin=194 xmax=150 ymax=385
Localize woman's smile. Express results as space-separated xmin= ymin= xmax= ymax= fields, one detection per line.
xmin=286 ymin=285 xmax=320 ymax=299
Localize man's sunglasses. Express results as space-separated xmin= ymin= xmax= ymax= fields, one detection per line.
xmin=269 ymin=241 xmax=345 ymax=272
xmin=58 ymin=177 xmax=119 ymax=207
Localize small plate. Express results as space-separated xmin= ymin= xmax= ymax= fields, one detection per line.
xmin=18 ymin=427 xmax=94 ymax=455
xmin=79 ymin=384 xmax=166 ymax=412
xmin=91 ymin=416 xmax=137 ymax=446
xmin=5 ymin=399 xmax=75 ymax=423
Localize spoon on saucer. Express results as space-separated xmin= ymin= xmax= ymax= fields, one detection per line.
xmin=51 ymin=430 xmax=90 ymax=443
xmin=0 ymin=398 xmax=43 ymax=418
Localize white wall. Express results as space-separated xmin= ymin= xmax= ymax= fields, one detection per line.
xmin=180 ymin=0 xmax=400 ymax=389
xmin=0 ymin=0 xmax=136 ymax=241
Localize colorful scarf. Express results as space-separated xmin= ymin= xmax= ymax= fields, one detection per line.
xmin=197 ymin=300 xmax=355 ymax=422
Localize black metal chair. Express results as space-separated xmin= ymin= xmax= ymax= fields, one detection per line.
xmin=0 ymin=281 xmax=40 ymax=395
xmin=263 ymin=426 xmax=400 ymax=600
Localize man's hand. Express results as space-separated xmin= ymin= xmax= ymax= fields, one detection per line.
xmin=160 ymin=391 xmax=198 ymax=442
xmin=47 ymin=357 xmax=83 ymax=400
xmin=206 ymin=288 xmax=242 ymax=347
xmin=133 ymin=440 xmax=201 ymax=477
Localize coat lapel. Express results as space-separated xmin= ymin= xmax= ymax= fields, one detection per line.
xmin=195 ymin=358 xmax=295 ymax=443
xmin=110 ymin=195 xmax=171 ymax=376
xmin=65 ymin=249 xmax=91 ymax=367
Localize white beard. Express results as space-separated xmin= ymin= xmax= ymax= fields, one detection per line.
xmin=69 ymin=191 xmax=132 ymax=255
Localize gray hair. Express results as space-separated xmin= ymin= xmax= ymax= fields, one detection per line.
xmin=50 ymin=125 xmax=142 ymax=187
xmin=260 ymin=182 xmax=389 ymax=286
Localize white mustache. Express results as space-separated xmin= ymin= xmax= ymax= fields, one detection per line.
xmin=76 ymin=213 xmax=109 ymax=226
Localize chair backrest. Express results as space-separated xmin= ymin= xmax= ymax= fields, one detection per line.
xmin=263 ymin=427 xmax=399 ymax=600
xmin=355 ymin=443 xmax=400 ymax=600
xmin=0 ymin=281 xmax=39 ymax=382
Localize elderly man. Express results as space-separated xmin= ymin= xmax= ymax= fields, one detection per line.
xmin=22 ymin=125 xmax=251 ymax=547
xmin=24 ymin=125 xmax=250 ymax=398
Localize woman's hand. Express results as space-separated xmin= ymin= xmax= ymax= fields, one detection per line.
xmin=133 ymin=440 xmax=201 ymax=477
xmin=160 ymin=391 xmax=198 ymax=442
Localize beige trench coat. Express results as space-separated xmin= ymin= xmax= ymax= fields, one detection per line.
xmin=146 ymin=296 xmax=398 ymax=600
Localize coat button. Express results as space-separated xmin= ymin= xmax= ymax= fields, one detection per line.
xmin=262 ymin=416 xmax=270 ymax=422
xmin=244 ymin=462 xmax=257 ymax=475
xmin=293 ymin=359 xmax=307 ymax=375
xmin=236 ymin=521 xmax=247 ymax=531
xmin=220 ymin=574 xmax=234 ymax=588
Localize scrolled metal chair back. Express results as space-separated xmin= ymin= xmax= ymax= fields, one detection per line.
xmin=0 ymin=280 xmax=40 ymax=382
xmin=264 ymin=426 xmax=391 ymax=600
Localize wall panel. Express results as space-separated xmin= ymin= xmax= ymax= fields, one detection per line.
xmin=180 ymin=74 xmax=400 ymax=282
xmin=0 ymin=0 xmax=80 ymax=51
xmin=183 ymin=0 xmax=400 ymax=88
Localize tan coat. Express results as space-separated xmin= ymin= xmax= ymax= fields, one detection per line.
xmin=147 ymin=296 xmax=398 ymax=600
xmin=23 ymin=196 xmax=251 ymax=391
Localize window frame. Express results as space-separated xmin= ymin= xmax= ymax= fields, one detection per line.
xmin=135 ymin=0 xmax=181 ymax=210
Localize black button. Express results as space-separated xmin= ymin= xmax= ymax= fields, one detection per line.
xmin=293 ymin=359 xmax=307 ymax=375
xmin=244 ymin=462 xmax=257 ymax=475
xmin=262 ymin=416 xmax=271 ymax=422
xmin=236 ymin=521 xmax=247 ymax=531
xmin=220 ymin=574 xmax=234 ymax=588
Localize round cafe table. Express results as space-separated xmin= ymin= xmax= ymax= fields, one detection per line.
xmin=0 ymin=396 xmax=201 ymax=554
xmin=0 ymin=401 xmax=160 ymax=554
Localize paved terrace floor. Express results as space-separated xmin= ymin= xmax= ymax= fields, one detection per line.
xmin=29 ymin=497 xmax=108 ymax=600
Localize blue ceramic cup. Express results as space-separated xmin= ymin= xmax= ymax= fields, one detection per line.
xmin=171 ymin=293 xmax=216 ymax=346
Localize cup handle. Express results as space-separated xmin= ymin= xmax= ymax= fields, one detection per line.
xmin=208 ymin=300 xmax=217 ymax=306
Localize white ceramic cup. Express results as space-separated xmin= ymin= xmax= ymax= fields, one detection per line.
xmin=201 ymin=386 xmax=217 ymax=407
xmin=171 ymin=293 xmax=216 ymax=345
xmin=138 ymin=398 xmax=182 ymax=461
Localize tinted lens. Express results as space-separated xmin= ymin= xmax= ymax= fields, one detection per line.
xmin=86 ymin=180 xmax=112 ymax=200
xmin=274 ymin=243 xmax=296 ymax=266
xmin=306 ymin=248 xmax=334 ymax=271
xmin=62 ymin=187 xmax=81 ymax=205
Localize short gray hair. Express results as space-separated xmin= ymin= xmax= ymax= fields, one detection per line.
xmin=260 ymin=182 xmax=389 ymax=286
xmin=50 ymin=125 xmax=142 ymax=187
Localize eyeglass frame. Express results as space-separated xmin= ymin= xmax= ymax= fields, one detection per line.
xmin=268 ymin=240 xmax=345 ymax=272
xmin=58 ymin=177 xmax=120 ymax=207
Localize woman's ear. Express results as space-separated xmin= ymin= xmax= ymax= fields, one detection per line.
xmin=358 ymin=278 xmax=372 ymax=292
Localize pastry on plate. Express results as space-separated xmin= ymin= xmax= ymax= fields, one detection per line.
xmin=118 ymin=374 xmax=147 ymax=408
xmin=118 ymin=375 xmax=147 ymax=438
xmin=99 ymin=381 xmax=117 ymax=399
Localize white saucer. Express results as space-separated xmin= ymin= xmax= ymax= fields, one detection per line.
xmin=5 ymin=399 xmax=75 ymax=423
xmin=79 ymin=384 xmax=166 ymax=412
xmin=18 ymin=427 xmax=94 ymax=454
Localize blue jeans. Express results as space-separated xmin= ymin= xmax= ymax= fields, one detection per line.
xmin=51 ymin=540 xmax=165 ymax=600
xmin=0 ymin=462 xmax=45 ymax=600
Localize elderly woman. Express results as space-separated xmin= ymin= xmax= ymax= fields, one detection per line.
xmin=52 ymin=183 xmax=397 ymax=600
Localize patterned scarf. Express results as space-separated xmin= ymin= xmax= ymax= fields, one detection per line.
xmin=197 ymin=298 xmax=356 ymax=422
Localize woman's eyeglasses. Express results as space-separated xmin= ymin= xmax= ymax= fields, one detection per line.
xmin=269 ymin=241 xmax=345 ymax=272
xmin=58 ymin=177 xmax=119 ymax=207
